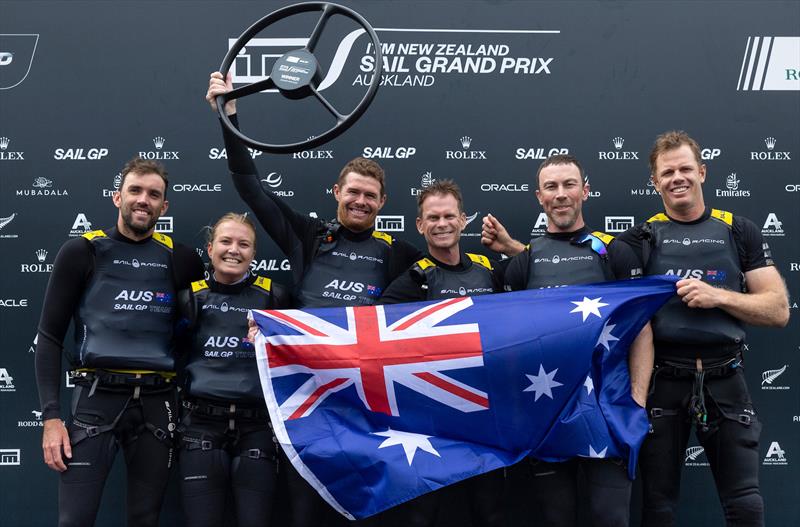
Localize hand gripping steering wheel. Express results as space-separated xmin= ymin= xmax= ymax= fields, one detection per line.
xmin=217 ymin=2 xmax=383 ymax=153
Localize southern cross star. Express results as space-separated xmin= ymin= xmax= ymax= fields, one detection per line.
xmin=589 ymin=444 xmax=608 ymax=458
xmin=570 ymin=297 xmax=608 ymax=322
xmin=524 ymin=364 xmax=563 ymax=401
xmin=584 ymin=375 xmax=594 ymax=395
xmin=596 ymin=321 xmax=620 ymax=351
xmin=373 ymin=428 xmax=441 ymax=465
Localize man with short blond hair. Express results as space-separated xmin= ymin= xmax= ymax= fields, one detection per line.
xmin=619 ymin=130 xmax=789 ymax=527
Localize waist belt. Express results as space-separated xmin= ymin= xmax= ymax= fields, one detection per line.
xmin=182 ymin=398 xmax=269 ymax=420
xmin=655 ymin=353 xmax=742 ymax=379
xmin=70 ymin=369 xmax=175 ymax=397
xmin=650 ymin=353 xmax=746 ymax=432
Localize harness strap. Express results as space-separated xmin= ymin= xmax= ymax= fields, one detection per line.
xmin=69 ymin=394 xmax=132 ymax=446
xmin=181 ymin=399 xmax=268 ymax=420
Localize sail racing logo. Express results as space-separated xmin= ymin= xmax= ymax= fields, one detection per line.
xmin=227 ymin=26 xmax=559 ymax=90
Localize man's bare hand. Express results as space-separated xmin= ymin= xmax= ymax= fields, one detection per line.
xmin=206 ymin=71 xmax=236 ymax=116
xmin=481 ymin=213 xmax=524 ymax=256
xmin=248 ymin=318 xmax=258 ymax=343
xmin=42 ymin=418 xmax=71 ymax=472
xmin=676 ymin=278 xmax=724 ymax=309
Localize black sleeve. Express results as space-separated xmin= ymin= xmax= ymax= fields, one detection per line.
xmin=221 ymin=114 xmax=324 ymax=284
xmin=733 ymin=216 xmax=773 ymax=271
xmin=386 ymin=239 xmax=424 ymax=283
xmin=176 ymin=288 xmax=196 ymax=331
xmin=616 ymin=224 xmax=647 ymax=268
xmin=607 ymin=239 xmax=643 ymax=280
xmin=379 ymin=271 xmax=427 ymax=304
xmin=173 ymin=243 xmax=206 ymax=288
xmin=35 ymin=238 xmax=94 ymax=420
xmin=490 ymin=257 xmax=511 ymax=287
xmin=503 ymin=249 xmax=531 ymax=291
xmin=270 ymin=281 xmax=292 ymax=309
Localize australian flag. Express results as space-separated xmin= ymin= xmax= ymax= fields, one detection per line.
xmin=251 ymin=276 xmax=676 ymax=520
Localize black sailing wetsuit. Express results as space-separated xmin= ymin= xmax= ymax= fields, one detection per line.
xmin=618 ymin=208 xmax=772 ymax=527
xmin=34 ymin=227 xmax=204 ymax=527
xmin=378 ymin=251 xmax=504 ymax=527
xmin=221 ymin=114 xmax=423 ymax=527
xmin=178 ymin=274 xmax=289 ymax=527
xmin=504 ymin=227 xmax=642 ymax=527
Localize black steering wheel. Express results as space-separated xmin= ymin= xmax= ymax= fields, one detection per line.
xmin=217 ymin=2 xmax=383 ymax=153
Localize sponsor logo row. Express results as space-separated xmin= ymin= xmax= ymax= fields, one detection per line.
xmin=0 ymin=136 xmax=795 ymax=162
xmin=685 ymin=441 xmax=790 ymax=467
xmin=0 ymin=210 xmax=795 ymax=246
xmin=5 ymin=170 xmax=799 ymax=204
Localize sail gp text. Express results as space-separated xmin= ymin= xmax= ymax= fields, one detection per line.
xmin=355 ymin=42 xmax=554 ymax=87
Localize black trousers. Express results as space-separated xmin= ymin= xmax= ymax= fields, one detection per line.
xmin=282 ymin=447 xmax=332 ymax=527
xmin=179 ymin=409 xmax=278 ymax=527
xmin=640 ymin=366 xmax=763 ymax=527
xmin=59 ymin=384 xmax=176 ymax=527
xmin=517 ymin=456 xmax=632 ymax=527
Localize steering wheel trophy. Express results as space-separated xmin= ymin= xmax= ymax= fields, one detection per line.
xmin=217 ymin=2 xmax=383 ymax=153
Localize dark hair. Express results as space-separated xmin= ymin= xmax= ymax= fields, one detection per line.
xmin=417 ymin=179 xmax=463 ymax=216
xmin=338 ymin=157 xmax=386 ymax=196
xmin=536 ymin=154 xmax=585 ymax=188
xmin=649 ymin=130 xmax=702 ymax=175
xmin=119 ymin=157 xmax=169 ymax=198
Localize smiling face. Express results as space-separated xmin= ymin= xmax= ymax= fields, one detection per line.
xmin=652 ymin=144 xmax=706 ymax=220
xmin=536 ymin=162 xmax=588 ymax=233
xmin=333 ymin=172 xmax=386 ymax=232
xmin=207 ymin=220 xmax=256 ymax=284
xmin=416 ymin=192 xmax=466 ymax=254
xmin=113 ymin=171 xmax=168 ymax=240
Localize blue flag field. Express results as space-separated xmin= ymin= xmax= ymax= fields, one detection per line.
xmin=251 ymin=276 xmax=676 ymax=519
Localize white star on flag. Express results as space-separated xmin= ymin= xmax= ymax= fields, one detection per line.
xmin=584 ymin=375 xmax=594 ymax=395
xmin=373 ymin=428 xmax=441 ymax=465
xmin=524 ymin=364 xmax=563 ymax=401
xmin=589 ymin=445 xmax=608 ymax=458
xmin=570 ymin=297 xmax=609 ymax=322
xmin=596 ymin=321 xmax=619 ymax=350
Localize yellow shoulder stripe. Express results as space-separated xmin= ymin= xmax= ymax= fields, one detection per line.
xmin=711 ymin=208 xmax=733 ymax=226
xmin=591 ymin=231 xmax=615 ymax=245
xmin=416 ymin=258 xmax=436 ymax=270
xmin=647 ymin=213 xmax=670 ymax=223
xmin=152 ymin=232 xmax=173 ymax=249
xmin=372 ymin=230 xmax=393 ymax=245
xmin=467 ymin=253 xmax=493 ymax=270
xmin=191 ymin=280 xmax=209 ymax=293
xmin=82 ymin=230 xmax=107 ymax=241
xmin=253 ymin=276 xmax=272 ymax=292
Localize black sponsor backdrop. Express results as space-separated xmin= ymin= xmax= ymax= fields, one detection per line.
xmin=1 ymin=1 xmax=798 ymax=525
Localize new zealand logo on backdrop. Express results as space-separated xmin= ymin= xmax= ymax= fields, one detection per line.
xmin=227 ymin=26 xmax=559 ymax=91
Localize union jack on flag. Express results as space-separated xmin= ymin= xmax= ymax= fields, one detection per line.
xmin=252 ymin=276 xmax=677 ymax=520
xmin=260 ymin=296 xmax=488 ymax=420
